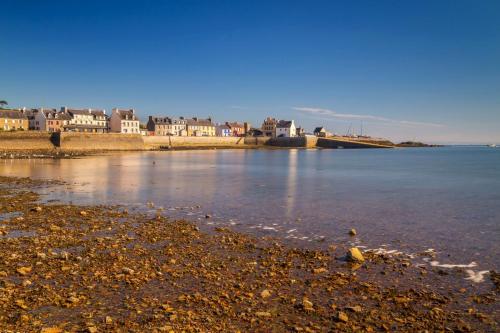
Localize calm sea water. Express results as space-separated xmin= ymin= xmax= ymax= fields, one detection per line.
xmin=1 ymin=147 xmax=499 ymax=276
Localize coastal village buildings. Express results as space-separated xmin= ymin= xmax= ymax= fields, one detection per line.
xmin=216 ymin=123 xmax=232 ymax=137
xmin=276 ymin=120 xmax=297 ymax=137
xmin=62 ymin=107 xmax=109 ymax=133
xmin=225 ymin=122 xmax=246 ymax=137
xmin=262 ymin=117 xmax=279 ymax=137
xmin=147 ymin=116 xmax=187 ymax=136
xmin=314 ymin=127 xmax=333 ymax=137
xmin=46 ymin=111 xmax=72 ymax=132
xmin=186 ymin=117 xmax=215 ymax=136
xmin=31 ymin=108 xmax=53 ymax=131
xmin=0 ymin=109 xmax=28 ymax=131
xmin=110 ymin=109 xmax=140 ymax=134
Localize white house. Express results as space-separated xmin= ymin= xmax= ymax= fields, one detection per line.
xmin=32 ymin=108 xmax=55 ymax=131
xmin=110 ymin=108 xmax=140 ymax=134
xmin=276 ymin=120 xmax=296 ymax=137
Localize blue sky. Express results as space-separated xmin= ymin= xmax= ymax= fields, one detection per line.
xmin=2 ymin=0 xmax=499 ymax=143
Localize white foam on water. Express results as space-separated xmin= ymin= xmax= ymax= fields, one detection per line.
xmin=426 ymin=259 xmax=477 ymax=269
xmin=286 ymin=229 xmax=297 ymax=233
xmin=465 ymin=270 xmax=490 ymax=283
xmin=262 ymin=226 xmax=278 ymax=231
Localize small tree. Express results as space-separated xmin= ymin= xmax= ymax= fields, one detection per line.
xmin=0 ymin=100 xmax=7 ymax=108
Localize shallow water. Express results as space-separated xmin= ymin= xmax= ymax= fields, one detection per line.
xmin=1 ymin=147 xmax=499 ymax=277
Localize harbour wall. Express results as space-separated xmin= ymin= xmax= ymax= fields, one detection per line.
xmin=0 ymin=132 xmax=56 ymax=151
xmin=143 ymin=136 xmax=247 ymax=149
xmin=265 ymin=136 xmax=318 ymax=148
xmin=59 ymin=132 xmax=144 ymax=151
xmin=0 ymin=132 xmax=393 ymax=152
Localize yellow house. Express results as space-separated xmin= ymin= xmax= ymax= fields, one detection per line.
xmin=0 ymin=109 xmax=29 ymax=131
xmin=186 ymin=117 xmax=216 ymax=136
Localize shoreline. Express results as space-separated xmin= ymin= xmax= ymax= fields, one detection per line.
xmin=0 ymin=176 xmax=498 ymax=331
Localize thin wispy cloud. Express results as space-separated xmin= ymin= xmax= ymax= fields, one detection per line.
xmin=293 ymin=107 xmax=444 ymax=128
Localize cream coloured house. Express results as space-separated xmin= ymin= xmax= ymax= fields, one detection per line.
xmin=110 ymin=108 xmax=140 ymax=134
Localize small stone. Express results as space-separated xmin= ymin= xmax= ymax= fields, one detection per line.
xmin=346 ymin=305 xmax=362 ymax=313
xmin=205 ymin=214 xmax=211 ymax=219
xmin=49 ymin=224 xmax=61 ymax=232
xmin=17 ymin=266 xmax=32 ymax=276
xmin=122 ymin=267 xmax=134 ymax=275
xmin=15 ymin=299 xmax=28 ymax=309
xmin=302 ymin=298 xmax=314 ymax=311
xmin=105 ymin=316 xmax=113 ymax=324
xmin=349 ymin=228 xmax=357 ymax=236
xmin=337 ymin=311 xmax=349 ymax=322
xmin=32 ymin=206 xmax=43 ymax=212
xmin=260 ymin=289 xmax=272 ymax=299
xmin=312 ymin=267 xmax=328 ymax=274
xmin=68 ymin=296 xmax=80 ymax=304
xmin=255 ymin=311 xmax=272 ymax=317
xmin=41 ymin=328 xmax=63 ymax=333
xmin=22 ymin=280 xmax=32 ymax=287
xmin=86 ymin=326 xmax=98 ymax=333
xmin=346 ymin=247 xmax=364 ymax=262
xmin=80 ymin=211 xmax=88 ymax=216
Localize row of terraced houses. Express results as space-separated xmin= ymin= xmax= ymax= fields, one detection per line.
xmin=0 ymin=107 xmax=303 ymax=137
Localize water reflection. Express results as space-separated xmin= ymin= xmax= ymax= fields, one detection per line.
xmin=1 ymin=148 xmax=499 ymax=269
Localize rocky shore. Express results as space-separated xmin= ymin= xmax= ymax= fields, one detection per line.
xmin=0 ymin=150 xmax=88 ymax=160
xmin=0 ymin=176 xmax=498 ymax=332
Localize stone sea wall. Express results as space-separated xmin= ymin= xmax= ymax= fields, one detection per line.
xmin=143 ymin=136 xmax=247 ymax=149
xmin=266 ymin=136 xmax=318 ymax=148
xmin=0 ymin=132 xmax=56 ymax=151
xmin=0 ymin=132 xmax=392 ymax=153
xmin=59 ymin=132 xmax=144 ymax=151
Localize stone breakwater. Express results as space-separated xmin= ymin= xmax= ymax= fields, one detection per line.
xmin=0 ymin=176 xmax=498 ymax=332
xmin=0 ymin=132 xmax=392 ymax=156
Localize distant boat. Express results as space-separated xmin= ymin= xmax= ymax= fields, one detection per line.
xmin=488 ymin=144 xmax=497 ymax=148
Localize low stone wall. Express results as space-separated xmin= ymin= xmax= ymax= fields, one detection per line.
xmin=0 ymin=132 xmax=56 ymax=151
xmin=243 ymin=137 xmax=271 ymax=145
xmin=265 ymin=136 xmax=318 ymax=148
xmin=59 ymin=133 xmax=144 ymax=151
xmin=143 ymin=136 xmax=247 ymax=149
xmin=316 ymin=137 xmax=392 ymax=149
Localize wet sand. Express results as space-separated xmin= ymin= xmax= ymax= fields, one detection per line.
xmin=0 ymin=176 xmax=498 ymax=332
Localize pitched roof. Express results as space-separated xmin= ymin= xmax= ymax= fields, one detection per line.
xmin=54 ymin=112 xmax=72 ymax=120
xmin=186 ymin=118 xmax=213 ymax=126
xmin=314 ymin=127 xmax=325 ymax=133
xmin=276 ymin=120 xmax=293 ymax=128
xmin=0 ymin=109 xmax=28 ymax=119
xmin=149 ymin=116 xmax=186 ymax=125
xmin=115 ymin=109 xmax=138 ymax=121
xmin=217 ymin=124 xmax=231 ymax=130
xmin=67 ymin=109 xmax=92 ymax=115
xmin=226 ymin=122 xmax=244 ymax=129
xmin=90 ymin=110 xmax=106 ymax=117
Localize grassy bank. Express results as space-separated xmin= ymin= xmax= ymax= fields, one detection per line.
xmin=0 ymin=176 xmax=498 ymax=332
